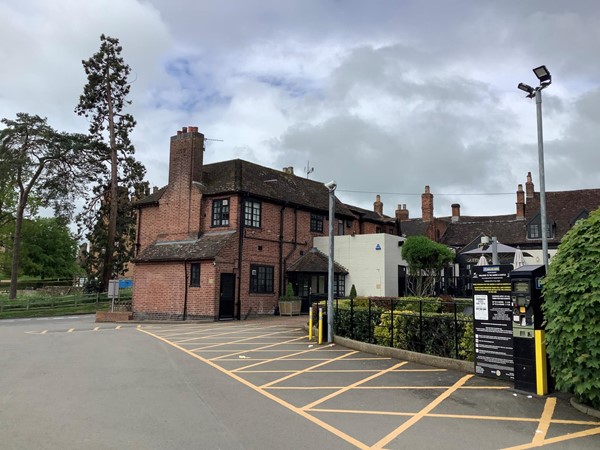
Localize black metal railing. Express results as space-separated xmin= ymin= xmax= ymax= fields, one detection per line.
xmin=314 ymin=297 xmax=473 ymax=361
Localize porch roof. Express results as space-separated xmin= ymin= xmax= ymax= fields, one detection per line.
xmin=135 ymin=230 xmax=237 ymax=262
xmin=287 ymin=248 xmax=348 ymax=274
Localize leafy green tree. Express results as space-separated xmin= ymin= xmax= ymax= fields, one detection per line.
xmin=542 ymin=209 xmax=600 ymax=409
xmin=401 ymin=236 xmax=454 ymax=297
xmin=75 ymin=34 xmax=146 ymax=291
xmin=0 ymin=159 xmax=17 ymax=229
xmin=0 ymin=113 xmax=94 ymax=298
xmin=17 ymin=217 xmax=81 ymax=279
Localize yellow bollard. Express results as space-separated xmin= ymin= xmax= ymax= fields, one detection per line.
xmin=318 ymin=307 xmax=323 ymax=345
xmin=308 ymin=307 xmax=313 ymax=341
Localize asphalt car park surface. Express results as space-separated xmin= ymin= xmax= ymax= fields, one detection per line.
xmin=2 ymin=315 xmax=599 ymax=449
xmin=140 ymin=318 xmax=600 ymax=449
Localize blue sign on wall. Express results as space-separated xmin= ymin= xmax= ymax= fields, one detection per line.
xmin=118 ymin=279 xmax=133 ymax=289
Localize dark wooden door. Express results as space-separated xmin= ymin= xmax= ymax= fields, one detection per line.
xmin=219 ymin=273 xmax=235 ymax=320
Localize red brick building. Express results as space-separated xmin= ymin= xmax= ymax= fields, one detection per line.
xmin=132 ymin=127 xmax=397 ymax=320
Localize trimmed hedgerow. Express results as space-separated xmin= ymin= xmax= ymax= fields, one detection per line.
xmin=373 ymin=310 xmax=471 ymax=359
xmin=542 ymin=208 xmax=600 ymax=409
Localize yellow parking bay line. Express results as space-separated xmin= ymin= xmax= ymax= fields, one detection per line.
xmin=138 ymin=328 xmax=370 ymax=450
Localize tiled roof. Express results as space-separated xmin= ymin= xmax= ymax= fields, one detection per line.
xmin=525 ymin=189 xmax=600 ymax=242
xmin=439 ymin=215 xmax=527 ymax=248
xmin=345 ymin=204 xmax=395 ymax=224
xmin=287 ymin=248 xmax=349 ymax=274
xmin=135 ymin=230 xmax=237 ymax=262
xmin=137 ymin=159 xmax=355 ymax=217
xmin=399 ymin=219 xmax=430 ymax=237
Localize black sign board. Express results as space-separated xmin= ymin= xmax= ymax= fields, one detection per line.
xmin=472 ymin=265 xmax=514 ymax=380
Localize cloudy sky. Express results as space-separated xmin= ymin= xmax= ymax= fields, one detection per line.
xmin=1 ymin=0 xmax=599 ymax=220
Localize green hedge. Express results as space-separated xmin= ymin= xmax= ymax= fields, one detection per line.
xmin=334 ymin=297 xmax=474 ymax=361
xmin=373 ymin=310 xmax=471 ymax=359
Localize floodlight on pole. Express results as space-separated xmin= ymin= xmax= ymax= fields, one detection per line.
xmin=325 ymin=180 xmax=336 ymax=343
xmin=518 ymin=65 xmax=552 ymax=270
xmin=533 ymin=65 xmax=551 ymax=84
xmin=518 ymin=83 xmax=535 ymax=98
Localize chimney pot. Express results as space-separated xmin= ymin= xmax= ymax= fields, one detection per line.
xmin=451 ymin=203 xmax=460 ymax=222
xmin=525 ymin=172 xmax=534 ymax=198
xmin=182 ymin=127 xmax=188 ymax=133
xmin=516 ymin=183 xmax=525 ymax=219
xmin=421 ymin=186 xmax=434 ymax=221
xmin=374 ymin=195 xmax=383 ymax=216
xmin=396 ymin=203 xmax=409 ymax=221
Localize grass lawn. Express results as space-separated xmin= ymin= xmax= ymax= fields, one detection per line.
xmin=0 ymin=289 xmax=131 ymax=320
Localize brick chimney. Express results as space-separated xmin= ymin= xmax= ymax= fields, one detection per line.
xmin=164 ymin=126 xmax=205 ymax=239
xmin=374 ymin=195 xmax=383 ymax=216
xmin=282 ymin=166 xmax=294 ymax=175
xmin=451 ymin=203 xmax=460 ymax=222
xmin=169 ymin=126 xmax=205 ymax=188
xmin=395 ymin=204 xmax=409 ymax=221
xmin=421 ymin=186 xmax=434 ymax=222
xmin=516 ymin=184 xmax=525 ymax=220
xmin=525 ymin=171 xmax=534 ymax=199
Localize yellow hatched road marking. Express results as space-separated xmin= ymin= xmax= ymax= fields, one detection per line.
xmin=209 ymin=336 xmax=307 ymax=360
xmin=190 ymin=329 xmax=299 ymax=352
xmin=259 ymin=351 xmax=358 ymax=388
xmin=502 ymin=426 xmax=600 ymax=449
xmin=173 ymin=329 xmax=291 ymax=344
xmin=371 ymin=374 xmax=472 ymax=449
xmin=230 ymin=345 xmax=347 ymax=373
xmin=302 ymin=361 xmax=409 ymax=410
xmin=137 ymin=328 xmax=369 ymax=450
xmin=532 ymin=397 xmax=556 ymax=444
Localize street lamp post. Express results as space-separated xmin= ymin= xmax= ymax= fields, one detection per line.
xmin=518 ymin=65 xmax=552 ymax=270
xmin=324 ymin=180 xmax=337 ymax=343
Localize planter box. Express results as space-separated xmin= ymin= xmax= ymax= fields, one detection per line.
xmin=279 ymin=300 xmax=302 ymax=316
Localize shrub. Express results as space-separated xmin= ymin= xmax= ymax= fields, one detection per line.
xmin=335 ymin=304 xmax=382 ymax=343
xmin=459 ymin=320 xmax=474 ymax=361
xmin=542 ymin=209 xmax=600 ymax=409
xmin=373 ymin=310 xmax=471 ymax=359
xmin=349 ymin=284 xmax=357 ymax=300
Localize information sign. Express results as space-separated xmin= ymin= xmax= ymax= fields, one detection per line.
xmin=472 ymin=265 xmax=514 ymax=380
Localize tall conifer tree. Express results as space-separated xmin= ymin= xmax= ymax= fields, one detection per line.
xmin=76 ymin=34 xmax=146 ymax=291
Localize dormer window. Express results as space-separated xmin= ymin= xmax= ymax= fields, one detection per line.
xmin=570 ymin=209 xmax=589 ymax=227
xmin=527 ymin=213 xmax=555 ymax=239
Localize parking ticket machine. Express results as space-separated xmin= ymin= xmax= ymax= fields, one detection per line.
xmin=510 ymin=265 xmax=547 ymax=394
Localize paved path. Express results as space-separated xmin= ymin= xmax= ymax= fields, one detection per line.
xmin=2 ymin=314 xmax=599 ymax=449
